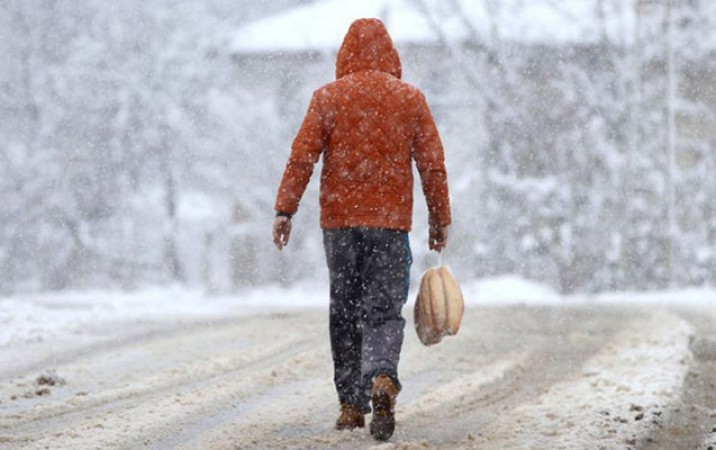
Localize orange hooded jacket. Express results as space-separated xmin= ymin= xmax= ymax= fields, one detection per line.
xmin=274 ymin=18 xmax=451 ymax=231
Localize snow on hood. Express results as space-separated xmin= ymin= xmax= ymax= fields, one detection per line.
xmin=335 ymin=18 xmax=401 ymax=80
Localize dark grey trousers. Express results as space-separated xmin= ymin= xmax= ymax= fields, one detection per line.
xmin=323 ymin=227 xmax=412 ymax=413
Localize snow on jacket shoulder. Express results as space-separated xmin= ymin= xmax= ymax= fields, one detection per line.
xmin=274 ymin=18 xmax=451 ymax=231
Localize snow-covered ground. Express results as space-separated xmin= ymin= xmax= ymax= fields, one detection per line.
xmin=0 ymin=277 xmax=715 ymax=449
xmin=1 ymin=275 xmax=713 ymax=349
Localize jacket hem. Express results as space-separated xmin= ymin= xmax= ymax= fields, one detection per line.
xmin=320 ymin=215 xmax=412 ymax=232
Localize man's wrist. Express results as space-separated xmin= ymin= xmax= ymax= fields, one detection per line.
xmin=276 ymin=211 xmax=293 ymax=219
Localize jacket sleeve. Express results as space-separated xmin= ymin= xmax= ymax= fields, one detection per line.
xmin=274 ymin=90 xmax=329 ymax=216
xmin=413 ymin=92 xmax=452 ymax=228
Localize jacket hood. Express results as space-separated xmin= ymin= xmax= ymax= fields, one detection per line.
xmin=335 ymin=18 xmax=402 ymax=80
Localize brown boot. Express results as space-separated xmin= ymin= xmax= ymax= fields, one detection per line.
xmin=370 ymin=375 xmax=399 ymax=441
xmin=335 ymin=404 xmax=365 ymax=431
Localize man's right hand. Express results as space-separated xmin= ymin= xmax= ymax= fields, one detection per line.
xmin=429 ymin=225 xmax=448 ymax=252
xmin=272 ymin=216 xmax=292 ymax=250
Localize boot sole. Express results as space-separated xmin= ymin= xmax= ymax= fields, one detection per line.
xmin=335 ymin=423 xmax=364 ymax=431
xmin=335 ymin=418 xmax=365 ymax=431
xmin=370 ymin=390 xmax=395 ymax=441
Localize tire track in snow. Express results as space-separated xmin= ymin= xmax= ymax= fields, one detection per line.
xmin=400 ymin=350 xmax=530 ymax=420
xmin=175 ymin=352 xmax=531 ymax=450
xmin=0 ymin=312 xmax=328 ymax=448
xmin=379 ymin=307 xmax=631 ymax=448
xmin=0 ymin=316 xmax=248 ymax=381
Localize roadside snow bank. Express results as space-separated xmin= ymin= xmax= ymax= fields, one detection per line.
xmin=462 ymin=275 xmax=716 ymax=308
xmin=462 ymin=275 xmax=560 ymax=305
xmin=589 ymin=288 xmax=716 ymax=309
xmin=475 ymin=310 xmax=693 ymax=449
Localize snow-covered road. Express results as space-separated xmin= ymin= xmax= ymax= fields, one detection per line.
xmin=1 ymin=298 xmax=715 ymax=449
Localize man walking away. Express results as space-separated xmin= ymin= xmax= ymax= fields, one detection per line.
xmin=272 ymin=18 xmax=451 ymax=441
